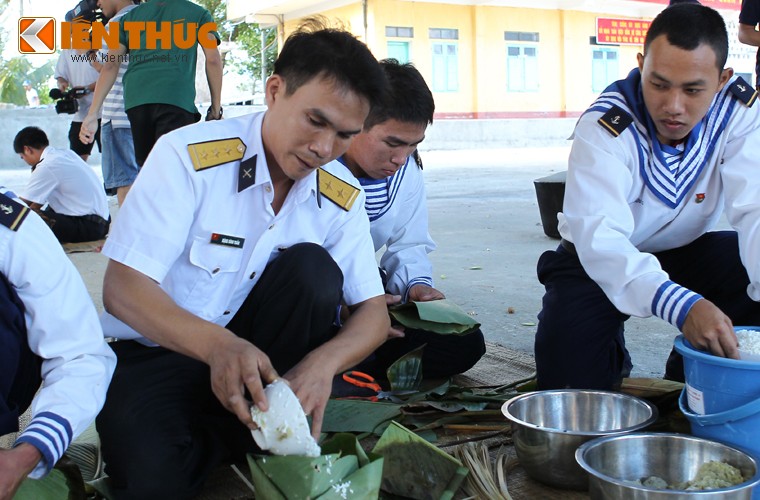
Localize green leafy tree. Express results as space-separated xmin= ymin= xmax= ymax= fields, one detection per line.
xmin=194 ymin=0 xmax=276 ymax=93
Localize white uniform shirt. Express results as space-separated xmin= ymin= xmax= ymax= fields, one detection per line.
xmin=21 ymin=147 xmax=110 ymax=220
xmin=0 ymin=188 xmax=115 ymax=478
xmin=54 ymin=49 xmax=99 ymax=121
xmin=337 ymin=155 xmax=436 ymax=301
xmin=559 ymin=73 xmax=760 ymax=329
xmin=100 ymin=112 xmax=384 ymax=343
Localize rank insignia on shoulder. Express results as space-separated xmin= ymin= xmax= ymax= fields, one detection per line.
xmin=598 ymin=105 xmax=632 ymax=137
xmin=317 ymin=168 xmax=360 ymax=211
xmin=729 ymin=77 xmax=757 ymax=107
xmin=188 ymin=137 xmax=246 ymax=172
xmin=0 ymin=193 xmax=29 ymax=232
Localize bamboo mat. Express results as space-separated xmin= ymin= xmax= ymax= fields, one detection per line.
xmin=62 ymin=239 xmax=106 ymax=254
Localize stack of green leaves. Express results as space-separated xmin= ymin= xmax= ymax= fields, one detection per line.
xmin=389 ymin=299 xmax=480 ymax=336
xmin=247 ymin=433 xmax=383 ymax=499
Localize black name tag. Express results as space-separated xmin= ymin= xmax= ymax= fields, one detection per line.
xmin=210 ymin=233 xmax=244 ymax=248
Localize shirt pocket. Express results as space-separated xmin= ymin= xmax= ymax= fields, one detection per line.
xmin=180 ymin=237 xmax=245 ymax=319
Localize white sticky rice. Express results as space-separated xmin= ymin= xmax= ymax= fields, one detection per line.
xmin=736 ymin=329 xmax=760 ymax=360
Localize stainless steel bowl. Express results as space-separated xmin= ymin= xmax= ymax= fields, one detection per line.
xmin=502 ymin=389 xmax=658 ymax=490
xmin=576 ymin=433 xmax=760 ymax=499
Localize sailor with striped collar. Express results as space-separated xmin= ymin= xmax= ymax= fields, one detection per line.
xmin=535 ymin=3 xmax=760 ymax=390
xmin=337 ymin=59 xmax=486 ymax=379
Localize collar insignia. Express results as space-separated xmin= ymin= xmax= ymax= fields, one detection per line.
xmin=237 ymin=155 xmax=257 ymax=193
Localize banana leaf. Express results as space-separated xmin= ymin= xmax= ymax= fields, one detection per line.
xmin=386 ymin=345 xmax=424 ymax=392
xmin=389 ymin=300 xmax=480 ymax=336
xmin=323 ymin=399 xmax=402 ymax=433
xmin=248 ymin=434 xmax=384 ymax=499
xmin=15 ymin=469 xmax=73 ymax=500
xmin=16 ymin=454 xmax=86 ymax=500
xmin=372 ymin=421 xmax=468 ymax=500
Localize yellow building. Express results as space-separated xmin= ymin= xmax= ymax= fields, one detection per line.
xmin=227 ymin=0 xmax=750 ymax=118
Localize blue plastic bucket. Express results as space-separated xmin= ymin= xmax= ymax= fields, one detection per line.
xmin=674 ymin=331 xmax=760 ymax=414
xmin=679 ymin=389 xmax=760 ymax=460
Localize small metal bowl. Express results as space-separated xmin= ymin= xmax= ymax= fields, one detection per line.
xmin=576 ymin=433 xmax=760 ymax=499
xmin=502 ymin=389 xmax=658 ymax=490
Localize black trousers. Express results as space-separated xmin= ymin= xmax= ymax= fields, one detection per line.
xmin=96 ymin=243 xmax=343 ymax=499
xmin=0 ymin=272 xmax=41 ymax=436
xmin=42 ymin=207 xmax=109 ymax=243
xmin=127 ymin=104 xmax=201 ymax=167
xmin=535 ymin=231 xmax=760 ymax=390
xmin=355 ymin=327 xmax=486 ymax=380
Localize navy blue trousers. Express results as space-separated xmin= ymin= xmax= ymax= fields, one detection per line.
xmin=97 ymin=243 xmax=344 ymax=499
xmin=0 ymin=272 xmax=41 ymax=436
xmin=535 ymin=231 xmax=760 ymax=390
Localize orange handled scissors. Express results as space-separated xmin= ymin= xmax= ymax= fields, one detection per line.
xmin=340 ymin=371 xmax=412 ymax=403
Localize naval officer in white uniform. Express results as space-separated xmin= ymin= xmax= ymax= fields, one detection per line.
xmin=0 ymin=188 xmax=115 ymax=498
xmin=95 ymin=27 xmax=390 ymax=498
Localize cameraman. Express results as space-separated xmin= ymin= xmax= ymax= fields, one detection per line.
xmin=54 ymin=47 xmax=101 ymax=162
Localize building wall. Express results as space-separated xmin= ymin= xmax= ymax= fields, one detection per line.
xmin=276 ymin=1 xmax=753 ymax=118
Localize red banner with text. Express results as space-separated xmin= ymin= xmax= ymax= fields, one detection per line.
xmin=596 ymin=18 xmax=651 ymax=46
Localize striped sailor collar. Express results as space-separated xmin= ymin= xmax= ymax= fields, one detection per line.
xmin=590 ymin=70 xmax=736 ymax=209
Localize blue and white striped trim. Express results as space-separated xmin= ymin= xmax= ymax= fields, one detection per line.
xmin=403 ymin=277 xmax=434 ymax=303
xmin=15 ymin=412 xmax=73 ymax=476
xmin=652 ymin=280 xmax=703 ymax=330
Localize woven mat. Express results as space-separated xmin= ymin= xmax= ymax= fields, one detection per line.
xmin=62 ymin=239 xmax=105 ymax=254
xmin=454 ymin=341 xmax=536 ymax=388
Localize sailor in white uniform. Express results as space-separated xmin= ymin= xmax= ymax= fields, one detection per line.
xmin=336 ymin=59 xmax=485 ymax=379
xmin=535 ymin=3 xmax=760 ymax=390
xmin=95 ymin=28 xmax=390 ymax=498
xmin=0 ymin=188 xmax=115 ymax=497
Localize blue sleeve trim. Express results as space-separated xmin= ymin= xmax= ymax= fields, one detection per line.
xmin=15 ymin=435 xmax=54 ymax=476
xmin=403 ymin=277 xmax=434 ymax=303
xmin=652 ymin=280 xmax=703 ymax=329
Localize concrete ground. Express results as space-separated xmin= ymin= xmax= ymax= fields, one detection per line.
xmin=2 ymin=144 xmax=680 ymax=379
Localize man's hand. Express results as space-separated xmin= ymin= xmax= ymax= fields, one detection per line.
xmin=79 ymin=114 xmax=98 ymax=145
xmin=0 ymin=444 xmax=41 ymax=500
xmin=682 ymin=299 xmax=739 ymax=359
xmin=284 ymin=357 xmax=337 ymax=439
xmin=385 ymin=293 xmax=405 ymax=339
xmin=408 ymin=284 xmax=445 ymax=302
xmin=206 ymin=335 xmax=279 ymax=429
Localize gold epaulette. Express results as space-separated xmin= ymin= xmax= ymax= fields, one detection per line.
xmin=188 ymin=137 xmax=246 ymax=171
xmin=317 ymin=168 xmax=360 ymax=211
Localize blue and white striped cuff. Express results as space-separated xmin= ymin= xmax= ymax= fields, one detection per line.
xmin=652 ymin=280 xmax=703 ymax=330
xmin=403 ymin=277 xmax=434 ymax=303
xmin=15 ymin=412 xmax=72 ymax=478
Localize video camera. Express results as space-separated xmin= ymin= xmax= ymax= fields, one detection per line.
xmin=49 ymin=87 xmax=89 ymax=114
xmin=65 ymin=0 xmax=105 ymax=23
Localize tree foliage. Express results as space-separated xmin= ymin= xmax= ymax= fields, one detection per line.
xmin=0 ymin=0 xmax=55 ymax=106
xmin=194 ymin=0 xmax=277 ymax=92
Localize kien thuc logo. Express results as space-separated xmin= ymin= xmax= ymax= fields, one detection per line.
xmin=19 ymin=18 xmax=56 ymax=54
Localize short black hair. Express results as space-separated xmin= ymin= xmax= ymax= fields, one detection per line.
xmin=645 ymin=3 xmax=727 ymax=70
xmin=13 ymin=126 xmax=49 ymax=153
xmin=364 ymin=59 xmax=435 ymax=130
xmin=273 ymin=21 xmax=386 ymax=109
